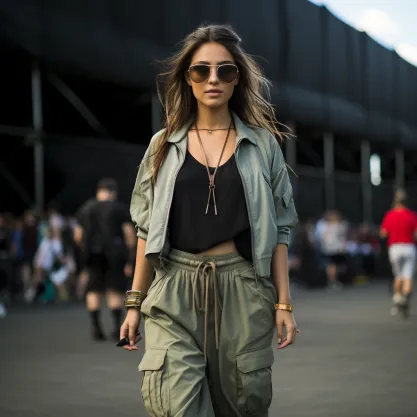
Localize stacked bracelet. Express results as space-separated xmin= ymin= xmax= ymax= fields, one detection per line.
xmin=124 ymin=290 xmax=148 ymax=311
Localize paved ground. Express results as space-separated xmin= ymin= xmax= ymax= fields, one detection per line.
xmin=1 ymin=281 xmax=417 ymax=417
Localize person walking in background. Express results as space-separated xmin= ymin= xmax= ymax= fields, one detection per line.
xmin=75 ymin=178 xmax=136 ymax=341
xmin=380 ymin=189 xmax=417 ymax=318
xmin=25 ymin=226 xmax=66 ymax=303
xmin=316 ymin=210 xmax=348 ymax=290
xmin=120 ymin=24 xmax=298 ymax=417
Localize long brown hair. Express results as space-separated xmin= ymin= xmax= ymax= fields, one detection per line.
xmin=152 ymin=23 xmax=283 ymax=184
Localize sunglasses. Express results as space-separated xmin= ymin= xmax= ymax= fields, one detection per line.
xmin=188 ymin=64 xmax=239 ymax=84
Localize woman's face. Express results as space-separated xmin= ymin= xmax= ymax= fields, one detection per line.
xmin=186 ymin=42 xmax=238 ymax=110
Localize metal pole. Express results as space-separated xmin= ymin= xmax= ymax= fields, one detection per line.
xmin=324 ymin=132 xmax=335 ymax=209
xmin=31 ymin=61 xmax=44 ymax=214
xmin=361 ymin=141 xmax=372 ymax=224
xmin=151 ymin=93 xmax=163 ymax=134
xmin=395 ymin=148 xmax=405 ymax=189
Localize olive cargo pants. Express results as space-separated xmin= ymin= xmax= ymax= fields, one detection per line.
xmin=139 ymin=249 xmax=276 ymax=417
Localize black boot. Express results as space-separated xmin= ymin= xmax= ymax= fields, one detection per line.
xmin=92 ymin=326 xmax=107 ymax=341
xmin=90 ymin=310 xmax=106 ymax=341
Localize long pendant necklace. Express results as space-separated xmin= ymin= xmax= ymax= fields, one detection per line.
xmin=195 ymin=119 xmax=233 ymax=215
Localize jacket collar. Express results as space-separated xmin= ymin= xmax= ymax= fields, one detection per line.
xmin=166 ymin=111 xmax=257 ymax=146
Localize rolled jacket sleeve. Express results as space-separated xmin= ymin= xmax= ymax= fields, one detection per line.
xmin=270 ymin=139 xmax=298 ymax=246
xmin=130 ymin=132 xmax=161 ymax=240
xmin=130 ymin=167 xmax=152 ymax=240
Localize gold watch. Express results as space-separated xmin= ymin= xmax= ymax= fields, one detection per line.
xmin=274 ymin=303 xmax=293 ymax=312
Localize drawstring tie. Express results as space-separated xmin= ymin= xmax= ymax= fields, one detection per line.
xmin=192 ymin=261 xmax=223 ymax=360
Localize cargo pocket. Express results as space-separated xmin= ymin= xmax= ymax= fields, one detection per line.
xmin=139 ymin=348 xmax=170 ymax=417
xmin=236 ymin=346 xmax=274 ymax=416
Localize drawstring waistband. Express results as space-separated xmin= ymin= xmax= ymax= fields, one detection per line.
xmin=166 ymin=249 xmax=253 ymax=359
xmin=192 ymin=261 xmax=222 ymax=360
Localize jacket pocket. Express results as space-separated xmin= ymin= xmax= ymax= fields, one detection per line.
xmin=236 ymin=346 xmax=274 ymax=416
xmin=139 ymin=348 xmax=170 ymax=417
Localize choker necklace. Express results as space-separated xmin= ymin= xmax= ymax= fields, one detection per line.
xmin=190 ymin=127 xmax=235 ymax=135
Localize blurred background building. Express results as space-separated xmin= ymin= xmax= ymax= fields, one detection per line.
xmin=1 ymin=0 xmax=417 ymax=224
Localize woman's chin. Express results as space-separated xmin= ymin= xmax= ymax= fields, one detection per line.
xmin=198 ymin=98 xmax=229 ymax=109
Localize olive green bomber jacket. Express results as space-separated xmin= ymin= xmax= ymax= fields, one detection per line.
xmin=130 ymin=112 xmax=298 ymax=278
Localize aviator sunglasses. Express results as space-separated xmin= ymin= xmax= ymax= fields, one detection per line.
xmin=188 ymin=64 xmax=239 ymax=84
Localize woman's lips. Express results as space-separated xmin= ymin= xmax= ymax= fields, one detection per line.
xmin=206 ymin=89 xmax=222 ymax=96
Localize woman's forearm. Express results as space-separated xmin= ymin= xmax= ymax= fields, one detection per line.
xmin=271 ymin=244 xmax=291 ymax=304
xmin=131 ymin=238 xmax=154 ymax=292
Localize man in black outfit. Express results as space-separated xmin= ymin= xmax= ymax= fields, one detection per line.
xmin=75 ymin=178 xmax=136 ymax=341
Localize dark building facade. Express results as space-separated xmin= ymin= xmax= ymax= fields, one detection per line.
xmin=1 ymin=0 xmax=417 ymax=222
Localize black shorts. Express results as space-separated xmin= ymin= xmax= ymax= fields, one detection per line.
xmin=85 ymin=253 xmax=127 ymax=294
xmin=323 ymin=253 xmax=346 ymax=266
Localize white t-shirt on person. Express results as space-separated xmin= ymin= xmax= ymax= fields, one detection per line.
xmin=34 ymin=238 xmax=63 ymax=271
xmin=319 ymin=222 xmax=347 ymax=255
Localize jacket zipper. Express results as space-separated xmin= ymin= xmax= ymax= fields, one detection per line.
xmin=235 ymin=141 xmax=259 ymax=276
xmin=158 ymin=143 xmax=186 ymax=267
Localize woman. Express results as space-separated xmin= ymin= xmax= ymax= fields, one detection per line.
xmin=380 ymin=189 xmax=417 ymax=317
xmin=120 ymin=24 xmax=298 ymax=417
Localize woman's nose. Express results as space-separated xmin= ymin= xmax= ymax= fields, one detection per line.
xmin=208 ymin=67 xmax=219 ymax=84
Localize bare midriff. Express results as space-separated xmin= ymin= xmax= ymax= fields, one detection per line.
xmin=197 ymin=239 xmax=237 ymax=256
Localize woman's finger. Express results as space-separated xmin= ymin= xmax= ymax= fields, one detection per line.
xmin=278 ymin=327 xmax=296 ymax=350
xmin=276 ymin=320 xmax=283 ymax=344
xmin=128 ymin=325 xmax=137 ymax=347
xmin=123 ymin=344 xmax=139 ymax=351
xmin=120 ymin=326 xmax=128 ymax=341
xmin=286 ymin=326 xmax=296 ymax=344
xmin=123 ymin=330 xmax=141 ymax=351
xmin=277 ymin=338 xmax=289 ymax=349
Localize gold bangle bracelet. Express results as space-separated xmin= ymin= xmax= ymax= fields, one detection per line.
xmin=124 ymin=290 xmax=147 ymax=311
xmin=124 ymin=305 xmax=141 ymax=311
xmin=124 ymin=301 xmax=145 ymax=311
xmin=125 ymin=294 xmax=147 ymax=300
xmin=125 ymin=298 xmax=146 ymax=306
xmin=126 ymin=290 xmax=147 ymax=296
xmin=274 ymin=303 xmax=293 ymax=312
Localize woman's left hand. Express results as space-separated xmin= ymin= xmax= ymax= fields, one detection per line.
xmin=276 ymin=310 xmax=298 ymax=350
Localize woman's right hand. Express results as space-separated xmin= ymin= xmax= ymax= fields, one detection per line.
xmin=120 ymin=309 xmax=142 ymax=351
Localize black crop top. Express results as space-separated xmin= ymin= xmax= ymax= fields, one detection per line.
xmin=168 ymin=151 xmax=252 ymax=261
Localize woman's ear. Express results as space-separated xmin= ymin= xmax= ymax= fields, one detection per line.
xmin=185 ymin=70 xmax=192 ymax=86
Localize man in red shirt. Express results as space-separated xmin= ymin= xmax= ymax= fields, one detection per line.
xmin=380 ymin=190 xmax=417 ymax=317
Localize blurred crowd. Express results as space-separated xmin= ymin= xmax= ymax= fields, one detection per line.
xmin=289 ymin=210 xmax=382 ymax=289
xmin=0 ymin=208 xmax=81 ymax=312
xmin=0 ymin=206 xmax=384 ymax=318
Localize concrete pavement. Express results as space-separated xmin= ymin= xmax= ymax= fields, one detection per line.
xmin=1 ymin=281 xmax=416 ymax=417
